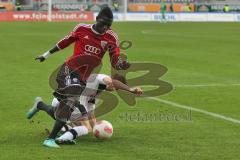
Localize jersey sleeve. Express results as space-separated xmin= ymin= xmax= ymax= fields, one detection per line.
xmin=97 ymin=74 xmax=111 ymax=85
xmin=56 ymin=24 xmax=83 ymax=50
xmin=107 ymin=30 xmax=122 ymax=69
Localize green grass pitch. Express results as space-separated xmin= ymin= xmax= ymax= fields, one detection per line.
xmin=0 ymin=22 xmax=240 ymax=160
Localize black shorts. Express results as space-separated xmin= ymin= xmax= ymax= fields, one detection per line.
xmin=53 ymin=63 xmax=86 ymax=100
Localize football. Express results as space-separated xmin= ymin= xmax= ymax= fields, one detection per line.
xmin=93 ymin=120 xmax=113 ymax=139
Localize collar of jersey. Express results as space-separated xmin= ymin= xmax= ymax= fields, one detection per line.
xmin=91 ymin=24 xmax=105 ymax=35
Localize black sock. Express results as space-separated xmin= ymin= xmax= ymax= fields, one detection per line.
xmin=69 ymin=129 xmax=78 ymax=140
xmin=37 ymin=102 xmax=55 ymax=119
xmin=63 ymin=124 xmax=71 ymax=131
xmin=48 ymin=119 xmax=66 ymax=139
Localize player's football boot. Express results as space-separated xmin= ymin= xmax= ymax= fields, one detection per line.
xmin=55 ymin=138 xmax=76 ymax=145
xmin=26 ymin=97 xmax=42 ymax=119
xmin=43 ymin=139 xmax=60 ymax=148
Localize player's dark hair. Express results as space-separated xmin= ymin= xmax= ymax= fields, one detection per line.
xmin=98 ymin=6 xmax=113 ymax=19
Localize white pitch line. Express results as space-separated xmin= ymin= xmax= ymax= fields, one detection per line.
xmin=149 ymin=97 xmax=240 ymax=124
xmin=174 ymin=83 xmax=240 ymax=88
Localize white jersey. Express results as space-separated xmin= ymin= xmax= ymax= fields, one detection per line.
xmin=80 ymin=73 xmax=109 ymax=112
xmin=51 ymin=74 xmax=110 ymax=121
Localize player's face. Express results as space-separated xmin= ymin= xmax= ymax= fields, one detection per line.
xmin=96 ymin=16 xmax=113 ymax=34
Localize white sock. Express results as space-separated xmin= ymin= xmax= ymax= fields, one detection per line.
xmin=74 ymin=126 xmax=88 ymax=137
xmin=58 ymin=126 xmax=88 ymax=141
xmin=58 ymin=131 xmax=74 ymax=140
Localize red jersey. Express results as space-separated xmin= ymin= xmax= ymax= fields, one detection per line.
xmin=56 ymin=23 xmax=121 ymax=80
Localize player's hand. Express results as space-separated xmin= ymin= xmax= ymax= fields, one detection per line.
xmin=35 ymin=55 xmax=46 ymax=62
xmin=118 ymin=61 xmax=130 ymax=70
xmin=122 ymin=61 xmax=130 ymax=70
xmin=130 ymin=87 xmax=143 ymax=96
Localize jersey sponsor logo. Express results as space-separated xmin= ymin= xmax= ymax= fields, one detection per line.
xmin=84 ymin=45 xmax=101 ymax=54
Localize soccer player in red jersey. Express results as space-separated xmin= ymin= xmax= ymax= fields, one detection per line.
xmin=30 ymin=7 xmax=130 ymax=148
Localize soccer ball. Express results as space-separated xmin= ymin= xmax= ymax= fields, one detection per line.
xmin=93 ymin=120 xmax=113 ymax=139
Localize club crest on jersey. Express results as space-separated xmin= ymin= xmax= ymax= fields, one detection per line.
xmin=101 ymin=41 xmax=108 ymax=49
xmin=84 ymin=35 xmax=89 ymax=39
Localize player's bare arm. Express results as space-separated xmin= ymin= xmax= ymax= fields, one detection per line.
xmin=104 ymin=77 xmax=143 ymax=95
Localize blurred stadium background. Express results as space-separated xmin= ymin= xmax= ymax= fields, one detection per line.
xmin=1 ymin=0 xmax=240 ymax=22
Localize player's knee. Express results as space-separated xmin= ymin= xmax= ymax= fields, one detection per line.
xmin=55 ymin=104 xmax=73 ymax=122
xmin=81 ymin=121 xmax=92 ymax=133
xmin=55 ymin=111 xmax=69 ymax=122
xmin=86 ymin=125 xmax=92 ymax=133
